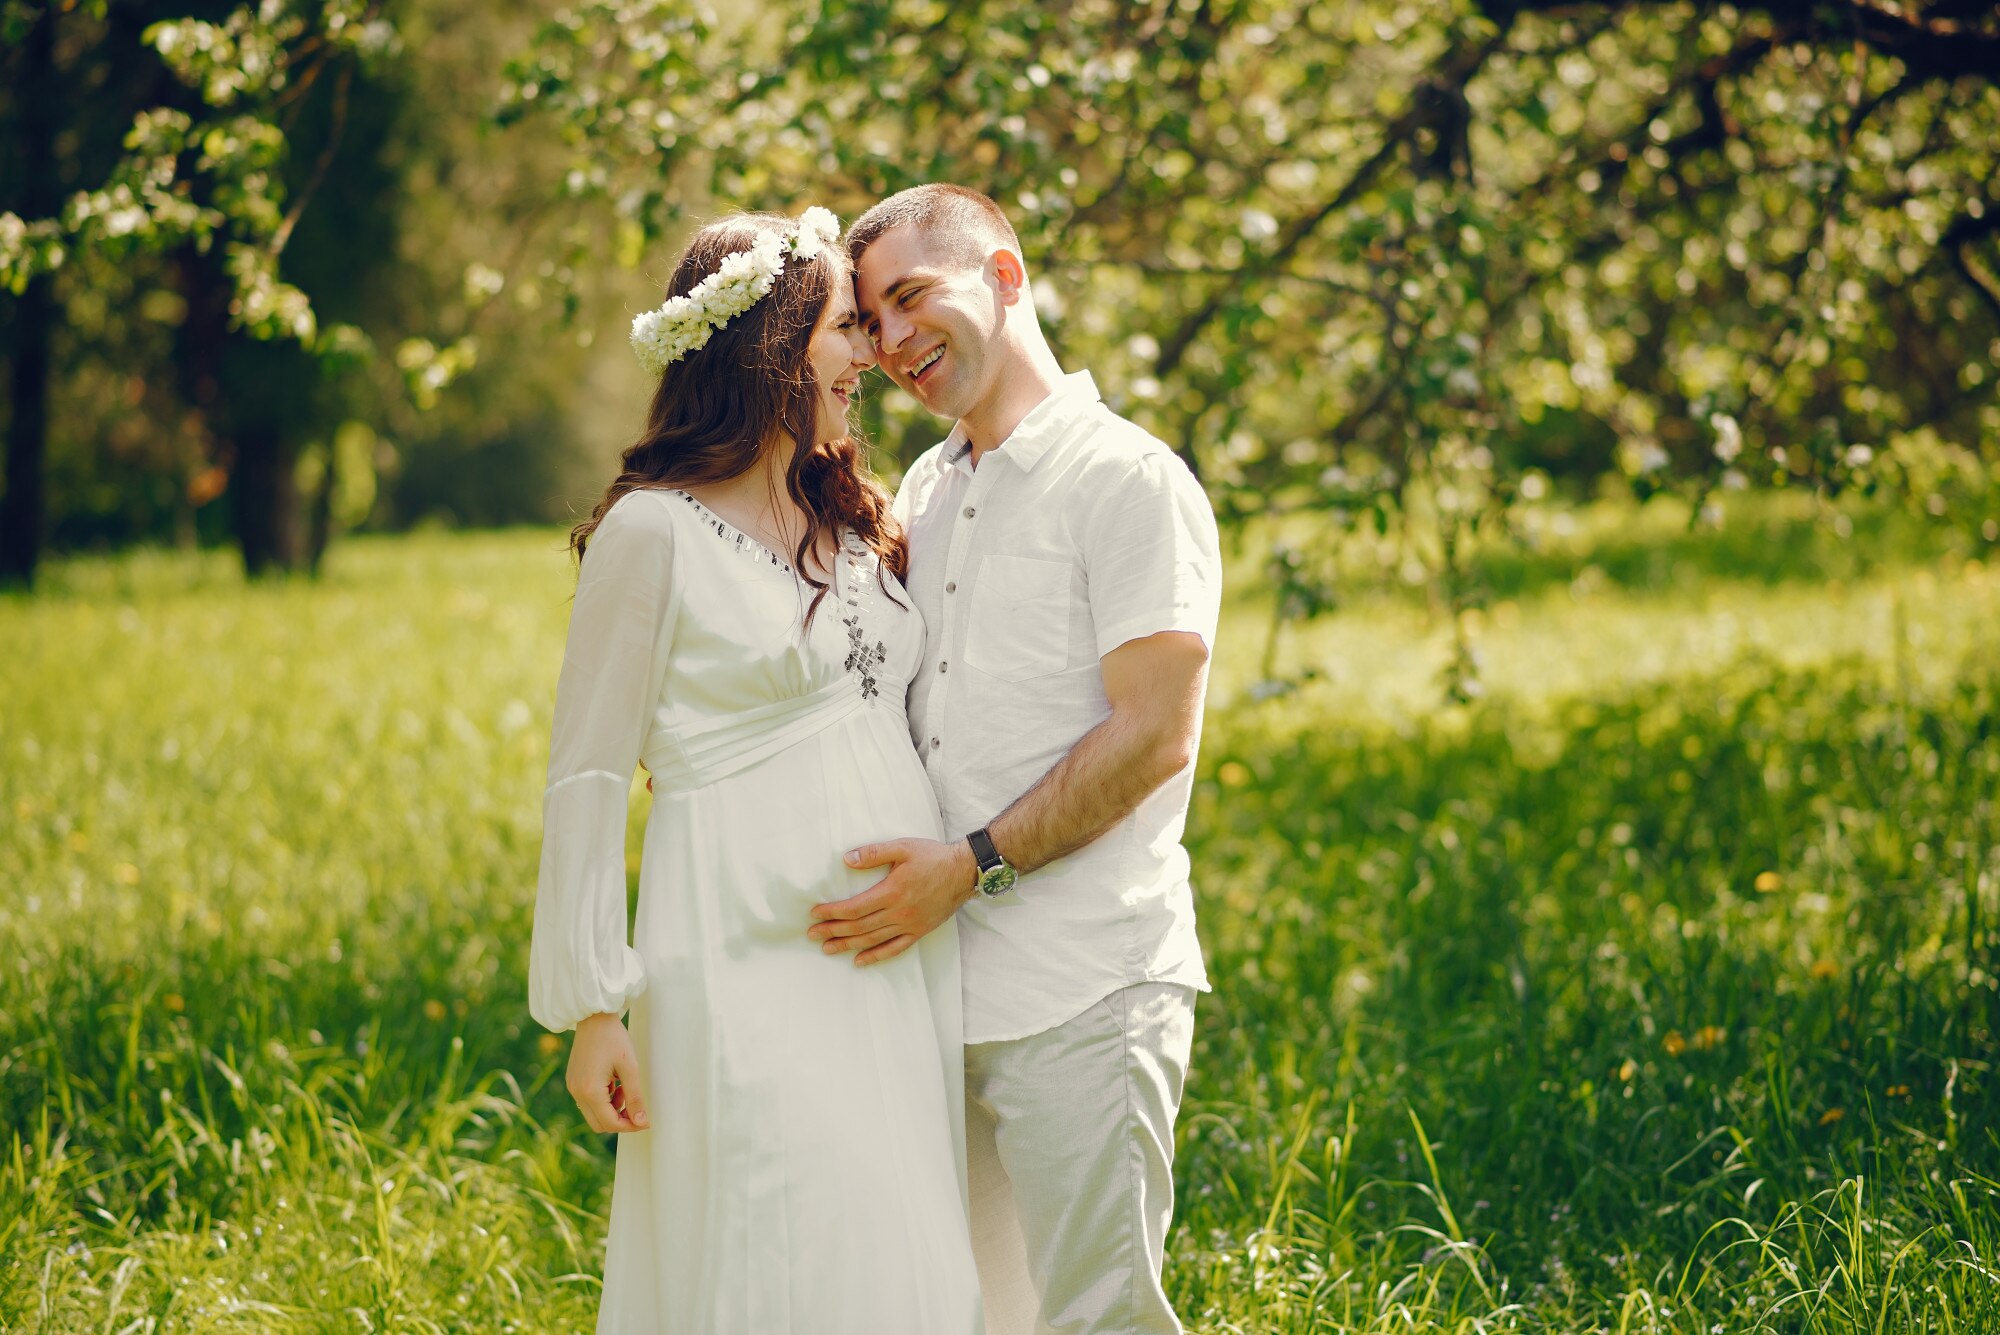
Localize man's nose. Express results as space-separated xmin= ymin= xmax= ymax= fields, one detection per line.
xmin=877 ymin=309 xmax=912 ymax=359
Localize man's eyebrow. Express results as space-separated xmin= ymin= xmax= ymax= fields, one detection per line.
xmin=864 ymin=273 xmax=924 ymax=312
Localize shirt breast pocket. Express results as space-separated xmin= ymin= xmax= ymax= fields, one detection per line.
xmin=963 ymin=555 xmax=1072 ymax=681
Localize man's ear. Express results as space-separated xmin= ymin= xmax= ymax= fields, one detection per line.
xmin=990 ymin=248 xmax=1028 ymax=305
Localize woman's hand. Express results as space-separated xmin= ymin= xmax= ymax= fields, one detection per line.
xmin=566 ymin=1013 xmax=651 ymax=1133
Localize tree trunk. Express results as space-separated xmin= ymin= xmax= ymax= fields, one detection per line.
xmin=2 ymin=275 xmax=52 ymax=588
xmin=174 ymin=245 xmax=304 ymax=577
xmin=2 ymin=5 xmax=58 ymax=588
xmin=231 ymin=423 xmax=301 ymax=577
xmin=305 ymin=441 xmax=335 ymax=575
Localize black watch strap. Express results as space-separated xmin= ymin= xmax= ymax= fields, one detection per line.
xmin=967 ymin=827 xmax=1003 ymax=871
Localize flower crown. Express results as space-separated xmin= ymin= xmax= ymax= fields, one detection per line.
xmin=629 ymin=207 xmax=842 ymax=378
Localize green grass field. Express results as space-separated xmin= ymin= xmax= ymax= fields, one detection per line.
xmin=4 ymin=497 xmax=1998 ymax=1332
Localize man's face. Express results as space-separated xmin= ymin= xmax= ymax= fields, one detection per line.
xmin=853 ymin=224 xmax=1003 ymax=423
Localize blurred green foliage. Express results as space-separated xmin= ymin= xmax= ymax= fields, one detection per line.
xmin=0 ymin=0 xmax=615 ymax=577
xmin=5 ymin=0 xmax=1997 ymax=592
xmin=503 ymin=0 xmax=2000 ymax=670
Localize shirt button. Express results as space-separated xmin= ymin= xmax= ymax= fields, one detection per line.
xmin=938 ymin=661 xmax=949 ymax=674
xmin=963 ymin=506 xmax=976 ymax=519
xmin=930 ymin=737 xmax=940 ymax=748
xmin=945 ymin=581 xmax=956 ymax=593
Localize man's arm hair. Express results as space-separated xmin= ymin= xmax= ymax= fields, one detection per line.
xmin=983 ymin=630 xmax=1209 ymax=875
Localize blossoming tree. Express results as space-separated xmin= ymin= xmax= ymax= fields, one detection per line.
xmin=501 ymin=0 xmax=1998 ymax=690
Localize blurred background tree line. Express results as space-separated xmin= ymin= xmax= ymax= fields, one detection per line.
xmin=4 ymin=0 xmax=1997 ymax=614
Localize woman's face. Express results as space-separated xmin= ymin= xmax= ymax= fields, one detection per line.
xmin=809 ymin=274 xmax=876 ymax=445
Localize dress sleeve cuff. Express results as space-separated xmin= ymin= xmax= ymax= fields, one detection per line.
xmin=527 ymin=771 xmax=649 ymax=1033
xmin=529 ymin=944 xmax=647 ymax=1034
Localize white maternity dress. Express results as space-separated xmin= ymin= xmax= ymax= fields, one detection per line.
xmin=527 ymin=486 xmax=981 ymax=1335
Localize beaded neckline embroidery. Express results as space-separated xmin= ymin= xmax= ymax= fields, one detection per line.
xmin=669 ymin=489 xmax=891 ymax=702
xmin=669 ymin=489 xmax=795 ymax=573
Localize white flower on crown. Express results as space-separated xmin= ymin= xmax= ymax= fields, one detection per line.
xmin=629 ymin=207 xmax=843 ymax=378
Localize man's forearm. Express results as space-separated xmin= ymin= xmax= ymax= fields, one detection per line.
xmin=984 ymin=706 xmax=1191 ymax=876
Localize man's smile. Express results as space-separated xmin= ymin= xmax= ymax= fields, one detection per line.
xmin=906 ymin=344 xmax=945 ymax=387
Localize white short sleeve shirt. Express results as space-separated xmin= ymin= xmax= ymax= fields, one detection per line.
xmin=895 ymin=371 xmax=1223 ymax=1044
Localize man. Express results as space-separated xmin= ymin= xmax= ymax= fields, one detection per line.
xmin=807 ymin=183 xmax=1221 ymax=1335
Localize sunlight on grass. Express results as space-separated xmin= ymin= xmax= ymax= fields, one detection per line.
xmin=1215 ymin=555 xmax=1999 ymax=721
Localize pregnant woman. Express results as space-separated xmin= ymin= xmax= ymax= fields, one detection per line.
xmin=527 ymin=208 xmax=981 ymax=1334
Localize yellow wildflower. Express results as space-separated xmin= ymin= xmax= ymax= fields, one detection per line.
xmin=537 ymin=1033 xmax=562 ymax=1057
xmin=1818 ymin=1107 xmax=1845 ymax=1126
xmin=1754 ymin=871 xmax=1781 ymax=893
xmin=423 ymin=998 xmax=448 ymax=1022
xmin=1663 ymin=1031 xmax=1687 ymax=1057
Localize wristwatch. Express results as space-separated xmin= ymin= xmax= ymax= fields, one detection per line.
xmin=966 ymin=827 xmax=1017 ymax=898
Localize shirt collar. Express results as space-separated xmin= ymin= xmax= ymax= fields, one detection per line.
xmin=944 ymin=370 xmax=1100 ymax=475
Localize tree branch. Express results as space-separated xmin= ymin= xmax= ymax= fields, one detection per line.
xmin=270 ymin=59 xmax=352 ymax=257
xmin=1943 ymin=208 xmax=2000 ymax=326
xmin=1842 ymin=0 xmax=2000 ymax=81
xmin=1502 ymin=0 xmax=2000 ymax=83
xmin=1153 ymin=27 xmax=1512 ymax=379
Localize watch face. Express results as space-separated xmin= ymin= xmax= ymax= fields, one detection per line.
xmin=978 ymin=863 xmax=1017 ymax=897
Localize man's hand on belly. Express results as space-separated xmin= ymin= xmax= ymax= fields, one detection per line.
xmin=808 ymin=837 xmax=979 ymax=966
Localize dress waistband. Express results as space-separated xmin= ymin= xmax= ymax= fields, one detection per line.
xmin=642 ymin=681 xmax=866 ymax=796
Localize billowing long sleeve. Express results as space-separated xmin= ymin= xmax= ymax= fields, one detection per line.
xmin=529 ymin=491 xmax=679 ymax=1033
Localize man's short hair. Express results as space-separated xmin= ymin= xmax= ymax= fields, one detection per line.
xmin=846 ymin=184 xmax=1023 ymax=269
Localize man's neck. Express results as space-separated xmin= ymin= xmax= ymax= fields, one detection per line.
xmin=960 ymin=348 xmax=1065 ymax=467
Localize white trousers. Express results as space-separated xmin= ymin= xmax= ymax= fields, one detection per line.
xmin=964 ymin=982 xmax=1197 ymax=1335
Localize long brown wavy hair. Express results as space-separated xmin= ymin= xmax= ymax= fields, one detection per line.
xmin=570 ymin=213 xmax=905 ymax=626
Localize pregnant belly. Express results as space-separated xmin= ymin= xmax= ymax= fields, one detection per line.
xmin=639 ymin=710 xmax=942 ymax=953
